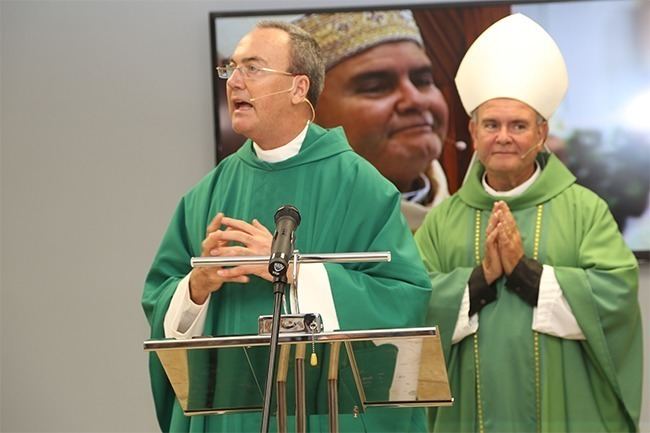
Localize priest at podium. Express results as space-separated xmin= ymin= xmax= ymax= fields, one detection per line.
xmin=142 ymin=20 xmax=432 ymax=432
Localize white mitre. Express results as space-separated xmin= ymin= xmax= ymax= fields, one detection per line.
xmin=455 ymin=13 xmax=568 ymax=120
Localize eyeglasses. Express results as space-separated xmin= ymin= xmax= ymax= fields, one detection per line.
xmin=216 ymin=64 xmax=295 ymax=80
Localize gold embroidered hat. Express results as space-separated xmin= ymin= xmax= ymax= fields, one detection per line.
xmin=293 ymin=10 xmax=423 ymax=70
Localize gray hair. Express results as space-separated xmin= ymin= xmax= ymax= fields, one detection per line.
xmin=256 ymin=20 xmax=325 ymax=106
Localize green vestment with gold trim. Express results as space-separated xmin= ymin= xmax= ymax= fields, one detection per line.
xmin=415 ymin=153 xmax=642 ymax=433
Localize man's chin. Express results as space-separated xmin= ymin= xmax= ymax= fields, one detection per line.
xmin=487 ymin=155 xmax=522 ymax=167
xmin=231 ymin=119 xmax=252 ymax=137
xmin=386 ymin=137 xmax=441 ymax=161
xmin=486 ymin=161 xmax=524 ymax=174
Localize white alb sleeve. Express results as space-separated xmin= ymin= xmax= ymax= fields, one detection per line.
xmin=451 ymin=284 xmax=479 ymax=344
xmin=163 ymin=272 xmax=210 ymax=339
xmin=294 ymin=263 xmax=340 ymax=331
xmin=532 ymin=265 xmax=585 ymax=340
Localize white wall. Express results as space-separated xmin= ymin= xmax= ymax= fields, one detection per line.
xmin=1 ymin=1 xmax=647 ymax=432
xmin=1 ymin=1 xmax=217 ymax=431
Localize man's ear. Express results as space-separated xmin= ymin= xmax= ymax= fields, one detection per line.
xmin=468 ymin=118 xmax=478 ymax=150
xmin=291 ymin=75 xmax=310 ymax=104
xmin=539 ymin=121 xmax=549 ymax=144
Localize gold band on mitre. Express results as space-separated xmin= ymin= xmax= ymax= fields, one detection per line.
xmin=293 ymin=10 xmax=423 ymax=71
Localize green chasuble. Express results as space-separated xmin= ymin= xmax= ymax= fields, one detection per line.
xmin=414 ymin=153 xmax=642 ymax=433
xmin=142 ymin=123 xmax=432 ymax=433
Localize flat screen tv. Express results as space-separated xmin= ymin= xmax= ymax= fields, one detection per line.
xmin=209 ymin=0 xmax=650 ymax=259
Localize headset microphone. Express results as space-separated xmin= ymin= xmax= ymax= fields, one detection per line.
xmin=249 ymin=87 xmax=294 ymax=102
xmin=249 ymin=78 xmax=296 ymax=102
xmin=520 ymin=139 xmax=545 ymax=160
xmin=247 ymin=78 xmax=315 ymax=122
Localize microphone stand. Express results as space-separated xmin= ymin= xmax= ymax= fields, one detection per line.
xmin=260 ymin=272 xmax=288 ymax=433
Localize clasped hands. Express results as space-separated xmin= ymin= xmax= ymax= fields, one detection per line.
xmin=189 ymin=213 xmax=284 ymax=304
xmin=482 ymin=201 xmax=525 ymax=285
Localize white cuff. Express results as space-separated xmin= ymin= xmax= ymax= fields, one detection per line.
xmin=163 ymin=272 xmax=210 ymax=339
xmin=532 ymin=265 xmax=585 ymax=340
xmin=294 ymin=263 xmax=340 ymax=331
xmin=451 ymin=285 xmax=479 ymax=344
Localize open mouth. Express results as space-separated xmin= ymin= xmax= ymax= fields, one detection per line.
xmin=233 ymin=100 xmax=253 ymax=111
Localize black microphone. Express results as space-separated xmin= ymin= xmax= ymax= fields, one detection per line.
xmin=268 ymin=205 xmax=301 ymax=278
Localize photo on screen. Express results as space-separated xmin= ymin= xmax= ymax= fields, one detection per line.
xmin=209 ymin=0 xmax=650 ymax=258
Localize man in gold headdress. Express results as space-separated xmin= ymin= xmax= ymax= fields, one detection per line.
xmin=295 ymin=10 xmax=450 ymax=230
xmin=415 ymin=13 xmax=642 ymax=433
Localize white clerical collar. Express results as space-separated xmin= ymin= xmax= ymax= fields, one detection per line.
xmin=482 ymin=162 xmax=541 ymax=197
xmin=401 ymin=172 xmax=431 ymax=204
xmin=253 ymin=121 xmax=310 ymax=163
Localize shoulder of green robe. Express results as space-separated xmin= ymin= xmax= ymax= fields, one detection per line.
xmin=181 ymin=163 xmax=225 ymax=201
xmin=547 ymin=180 xmax=614 ymax=225
xmin=457 ymin=152 xmax=578 ymax=211
xmin=419 ymin=194 xmax=467 ymax=229
xmin=296 ymin=123 xmax=356 ymax=163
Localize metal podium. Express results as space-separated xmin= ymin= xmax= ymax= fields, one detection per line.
xmin=145 ymin=250 xmax=452 ymax=432
xmin=144 ymin=326 xmax=452 ymax=432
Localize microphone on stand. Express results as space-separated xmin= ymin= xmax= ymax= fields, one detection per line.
xmin=268 ymin=205 xmax=301 ymax=278
xmin=260 ymin=205 xmax=301 ymax=433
